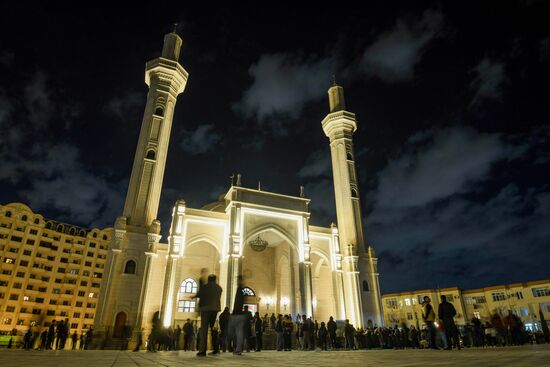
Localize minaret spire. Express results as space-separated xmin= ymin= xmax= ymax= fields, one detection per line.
xmin=122 ymin=30 xmax=188 ymax=227
xmin=321 ymin=81 xmax=382 ymax=328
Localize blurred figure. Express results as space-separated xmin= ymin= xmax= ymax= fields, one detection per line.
xmin=438 ymin=295 xmax=460 ymax=350
xmin=421 ymin=296 xmax=438 ymax=349
xmin=196 ymin=274 xmax=222 ymax=357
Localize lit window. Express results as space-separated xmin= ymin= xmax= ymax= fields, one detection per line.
xmin=532 ymin=287 xmax=550 ymax=297
xmin=492 ymin=292 xmax=506 ymax=302
xmin=180 ymin=279 xmax=198 ymax=294
xmin=473 ymin=311 xmax=481 ymax=319
xmin=23 ymin=296 xmax=29 ymax=301
xmin=242 ymin=287 xmax=255 ymax=296
xmin=177 ymin=300 xmax=196 ymax=312
xmin=404 ymin=298 xmax=411 ymax=306
xmin=88 ymin=292 xmax=95 ymax=298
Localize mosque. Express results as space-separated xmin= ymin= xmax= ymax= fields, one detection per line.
xmin=93 ymin=29 xmax=383 ymax=347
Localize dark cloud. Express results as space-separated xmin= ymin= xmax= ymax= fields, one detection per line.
xmin=298 ymin=149 xmax=332 ymax=179
xmin=0 ymin=73 xmax=124 ymax=227
xmin=24 ymin=71 xmax=53 ymax=129
xmin=359 ymin=10 xmax=444 ymax=83
xmin=179 ymin=124 xmax=222 ymax=154
xmin=234 ymin=53 xmax=337 ymax=128
xmin=104 ymin=91 xmax=145 ymax=121
xmin=470 ymin=57 xmax=506 ymax=106
xmin=365 ymin=126 xmax=550 ymax=292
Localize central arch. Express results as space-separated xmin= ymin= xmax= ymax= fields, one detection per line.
xmin=242 ymin=225 xmax=300 ymax=316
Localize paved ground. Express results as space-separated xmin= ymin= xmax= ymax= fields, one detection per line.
xmin=0 ymin=345 xmax=548 ymax=367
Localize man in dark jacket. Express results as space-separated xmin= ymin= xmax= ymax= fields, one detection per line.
xmin=438 ymin=295 xmax=460 ymax=350
xmin=229 ymin=275 xmax=247 ymax=355
xmin=327 ymin=316 xmax=337 ymax=350
xmin=218 ymin=307 xmax=230 ymax=352
xmin=196 ymin=274 xmax=222 ymax=356
xmin=254 ymin=312 xmax=263 ymax=351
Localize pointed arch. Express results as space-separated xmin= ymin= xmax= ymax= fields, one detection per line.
xmin=244 ymin=224 xmax=298 ymax=257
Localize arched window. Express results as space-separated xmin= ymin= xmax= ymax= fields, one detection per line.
xmin=93 ymin=232 xmax=97 ymax=238
xmin=146 ymin=150 xmax=156 ymax=160
xmin=123 ymin=260 xmax=136 ymax=274
xmin=351 ymin=189 xmax=358 ymax=198
xmin=180 ymin=278 xmax=198 ymax=294
xmin=79 ymin=230 xmax=86 ymax=237
xmin=5 ymin=211 xmax=12 ymax=218
xmin=242 ymin=287 xmax=255 ymax=296
xmin=69 ymin=228 xmax=76 ymax=235
xmin=103 ymin=234 xmax=108 ymax=241
xmin=347 ymin=152 xmax=353 ymax=161
xmin=46 ymin=222 xmax=53 ymax=230
xmin=154 ymin=107 xmax=164 ymax=117
xmin=178 ymin=278 xmax=198 ymax=312
xmin=21 ymin=215 xmax=28 ymax=221
xmin=363 ymin=280 xmax=369 ymax=292
xmin=34 ymin=218 xmax=39 ymax=224
xmin=56 ymin=224 xmax=64 ymax=232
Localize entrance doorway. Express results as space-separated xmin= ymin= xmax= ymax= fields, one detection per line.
xmin=244 ymin=303 xmax=257 ymax=315
xmin=113 ymin=311 xmax=127 ymax=338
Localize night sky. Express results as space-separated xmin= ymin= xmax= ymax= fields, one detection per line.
xmin=1 ymin=2 xmax=549 ymax=293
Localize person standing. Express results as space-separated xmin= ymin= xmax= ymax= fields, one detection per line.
xmin=79 ymin=333 xmax=85 ymax=350
xmin=133 ymin=328 xmax=143 ymax=352
xmin=174 ymin=325 xmax=181 ymax=350
xmin=195 ymin=274 xmax=222 ymax=357
xmin=438 ymin=295 xmax=461 ymax=350
xmin=283 ymin=315 xmax=294 ymax=351
xmin=318 ymin=322 xmax=328 ymax=351
xmin=183 ymin=319 xmax=194 ymax=351
xmin=71 ymin=331 xmax=78 ymax=350
xmin=39 ymin=329 xmax=48 ymax=350
xmin=218 ymin=307 xmax=230 ymax=352
xmin=85 ymin=326 xmax=93 ymax=350
xmin=327 ymin=316 xmax=337 ymax=350
xmin=47 ymin=320 xmax=56 ymax=350
xmin=344 ymin=319 xmax=355 ymax=350
xmin=229 ymin=276 xmax=247 ymax=355
xmin=24 ymin=329 xmax=33 ymax=350
xmin=254 ymin=312 xmax=263 ymax=351
xmin=275 ymin=314 xmax=284 ymax=351
xmin=422 ymin=296 xmax=438 ymax=349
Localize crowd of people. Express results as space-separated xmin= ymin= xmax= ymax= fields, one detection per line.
xmin=6 ymin=272 xmax=548 ymax=354
xmin=5 ymin=319 xmax=94 ymax=350
xmin=145 ymin=278 xmax=549 ymax=356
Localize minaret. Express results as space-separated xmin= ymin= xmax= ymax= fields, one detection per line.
xmin=93 ymin=28 xmax=188 ymax=349
xmin=322 ymin=81 xmax=378 ymax=328
xmin=122 ymin=27 xmax=188 ymax=227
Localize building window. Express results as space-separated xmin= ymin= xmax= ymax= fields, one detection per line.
xmin=515 ymin=291 xmax=524 ymax=300
xmin=386 ymin=298 xmax=398 ymax=309
xmin=180 ymin=279 xmax=198 ymax=294
xmin=242 ymin=287 xmax=255 ymax=296
xmin=124 ymin=260 xmax=136 ymax=274
xmin=473 ymin=311 xmax=481 ymax=319
xmin=492 ymin=292 xmax=506 ymax=302
xmin=177 ymin=300 xmax=196 ymax=312
xmin=5 ymin=211 xmax=12 ymax=218
xmin=154 ymin=107 xmax=164 ymax=117
xmin=88 ymin=292 xmax=95 ymax=298
xmin=362 ymin=280 xmax=369 ymax=292
xmin=407 ymin=313 xmax=413 ymax=320
xmin=146 ymin=150 xmax=156 ymax=160
xmin=521 ymin=307 xmax=529 ymax=317
xmin=532 ymin=287 xmax=550 ymax=297
xmin=346 ymin=152 xmax=353 ymax=160
xmin=404 ymin=298 xmax=411 ymax=306
xmin=34 ymin=218 xmax=39 ymax=224
xmin=351 ymin=189 xmax=358 ymax=198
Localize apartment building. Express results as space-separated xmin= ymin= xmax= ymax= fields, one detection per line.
xmin=0 ymin=202 xmax=111 ymax=339
xmin=382 ymin=280 xmax=550 ymax=331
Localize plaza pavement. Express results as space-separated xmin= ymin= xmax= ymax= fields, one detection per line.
xmin=0 ymin=345 xmax=548 ymax=367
